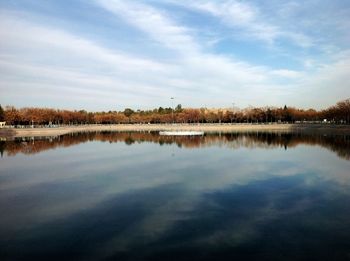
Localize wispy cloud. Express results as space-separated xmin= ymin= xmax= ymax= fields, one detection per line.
xmin=0 ymin=14 xmax=176 ymax=109
xmin=271 ymin=69 xmax=303 ymax=79
xmin=94 ymin=0 xmax=287 ymax=104
xmin=0 ymin=0 xmax=349 ymax=109
xmin=165 ymin=0 xmax=313 ymax=47
xmin=96 ymin=0 xmax=199 ymax=55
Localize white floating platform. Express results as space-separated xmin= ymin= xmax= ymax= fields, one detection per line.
xmin=159 ymin=131 xmax=204 ymax=136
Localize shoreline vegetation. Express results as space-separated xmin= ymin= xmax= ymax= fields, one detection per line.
xmin=1 ymin=123 xmax=350 ymax=138
xmin=0 ymin=99 xmax=349 ymax=138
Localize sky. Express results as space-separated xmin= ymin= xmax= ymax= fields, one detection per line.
xmin=0 ymin=0 xmax=349 ymax=111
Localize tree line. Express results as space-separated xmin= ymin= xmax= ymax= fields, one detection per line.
xmin=0 ymin=99 xmax=349 ymax=126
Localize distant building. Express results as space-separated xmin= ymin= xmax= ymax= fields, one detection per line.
xmin=0 ymin=122 xmax=5 ymax=128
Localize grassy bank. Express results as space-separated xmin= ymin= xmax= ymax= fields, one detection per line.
xmin=1 ymin=124 xmax=350 ymax=138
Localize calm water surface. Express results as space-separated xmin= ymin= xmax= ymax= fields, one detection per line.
xmin=0 ymin=132 xmax=350 ymax=260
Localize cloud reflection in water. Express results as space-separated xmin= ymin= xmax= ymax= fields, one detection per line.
xmin=0 ymin=132 xmax=350 ymax=260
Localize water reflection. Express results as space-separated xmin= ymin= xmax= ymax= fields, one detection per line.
xmin=0 ymin=132 xmax=350 ymax=260
xmin=1 ymin=131 xmax=350 ymax=160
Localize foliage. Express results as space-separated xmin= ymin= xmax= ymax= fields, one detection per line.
xmin=0 ymin=105 xmax=4 ymax=121
xmin=2 ymin=99 xmax=350 ymax=126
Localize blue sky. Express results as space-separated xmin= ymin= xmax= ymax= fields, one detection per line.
xmin=0 ymin=0 xmax=349 ymax=110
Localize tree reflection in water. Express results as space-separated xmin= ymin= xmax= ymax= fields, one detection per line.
xmin=1 ymin=131 xmax=349 ymax=160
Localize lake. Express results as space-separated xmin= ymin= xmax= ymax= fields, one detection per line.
xmin=0 ymin=132 xmax=350 ymax=260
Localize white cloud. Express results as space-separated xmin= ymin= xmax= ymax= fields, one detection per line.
xmin=293 ymin=54 xmax=350 ymax=108
xmin=0 ymin=1 xmax=349 ymax=110
xmin=166 ymin=0 xmax=313 ymax=47
xmin=0 ymin=14 xmax=179 ymax=109
xmin=1 ymin=4 xmax=282 ymax=109
xmin=0 ymin=15 xmax=167 ymax=73
xmin=96 ymin=0 xmax=199 ymax=54
xmin=94 ymin=0 xmax=284 ymax=104
xmin=188 ymin=1 xmax=278 ymax=44
xmin=271 ymin=69 xmax=302 ymax=79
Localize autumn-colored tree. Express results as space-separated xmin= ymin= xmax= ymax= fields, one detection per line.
xmin=224 ymin=111 xmax=233 ymax=123
xmin=182 ymin=109 xmax=200 ymax=123
xmin=5 ymin=106 xmax=21 ymax=125
xmin=2 ymin=99 xmax=349 ymax=126
xmin=336 ymin=99 xmax=350 ymax=123
xmin=206 ymin=112 xmax=218 ymax=123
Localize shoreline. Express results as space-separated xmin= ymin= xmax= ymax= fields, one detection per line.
xmin=1 ymin=123 xmax=350 ymax=138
